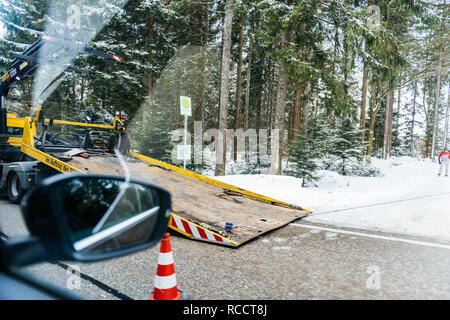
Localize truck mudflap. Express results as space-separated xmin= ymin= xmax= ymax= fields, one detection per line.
xmin=21 ymin=143 xmax=312 ymax=247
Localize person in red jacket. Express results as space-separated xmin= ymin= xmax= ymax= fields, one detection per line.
xmin=438 ymin=147 xmax=450 ymax=177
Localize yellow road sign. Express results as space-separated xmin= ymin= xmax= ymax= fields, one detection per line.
xmin=180 ymin=96 xmax=192 ymax=116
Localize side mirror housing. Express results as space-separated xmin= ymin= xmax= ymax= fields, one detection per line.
xmin=4 ymin=174 xmax=171 ymax=266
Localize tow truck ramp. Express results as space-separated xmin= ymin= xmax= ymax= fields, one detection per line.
xmin=20 ymin=142 xmax=311 ymax=247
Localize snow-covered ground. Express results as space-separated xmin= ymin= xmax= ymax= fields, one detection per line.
xmin=215 ymin=157 xmax=450 ymax=242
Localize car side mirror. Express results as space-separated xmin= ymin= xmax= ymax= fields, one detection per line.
xmin=3 ymin=174 xmax=171 ymax=267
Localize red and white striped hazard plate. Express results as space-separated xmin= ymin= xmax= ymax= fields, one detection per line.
xmin=169 ymin=213 xmax=238 ymax=247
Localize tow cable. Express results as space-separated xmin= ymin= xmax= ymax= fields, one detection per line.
xmin=303 ymin=192 xmax=450 ymax=218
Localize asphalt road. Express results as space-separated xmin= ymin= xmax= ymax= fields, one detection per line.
xmin=1 ymin=193 xmax=449 ymax=300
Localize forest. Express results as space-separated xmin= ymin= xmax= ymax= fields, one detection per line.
xmin=0 ymin=0 xmax=448 ymax=184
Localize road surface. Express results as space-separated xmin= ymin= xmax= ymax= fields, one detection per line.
xmin=1 ymin=192 xmax=449 ymax=300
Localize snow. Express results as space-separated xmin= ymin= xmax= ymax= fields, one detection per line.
xmin=0 ymin=56 xmax=12 ymax=63
xmin=5 ymin=20 xmax=42 ymax=36
xmin=0 ymin=21 xmax=5 ymax=39
xmin=215 ymin=157 xmax=450 ymax=242
xmin=1 ymin=38 xmax=30 ymax=50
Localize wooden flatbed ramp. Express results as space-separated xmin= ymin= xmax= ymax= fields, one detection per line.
xmin=66 ymin=153 xmax=311 ymax=247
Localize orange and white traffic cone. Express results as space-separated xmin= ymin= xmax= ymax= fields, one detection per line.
xmin=150 ymin=232 xmax=188 ymax=300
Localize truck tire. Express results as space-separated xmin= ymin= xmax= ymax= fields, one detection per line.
xmin=7 ymin=172 xmax=25 ymax=204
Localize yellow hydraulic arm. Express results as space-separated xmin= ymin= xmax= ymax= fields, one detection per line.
xmin=42 ymin=117 xmax=125 ymax=131
xmin=6 ymin=104 xmax=126 ymax=146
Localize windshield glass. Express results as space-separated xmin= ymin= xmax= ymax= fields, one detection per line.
xmin=1 ymin=0 xmax=449 ymax=302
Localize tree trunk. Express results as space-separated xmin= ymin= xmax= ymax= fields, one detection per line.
xmin=143 ymin=9 xmax=154 ymax=125
xmin=444 ymin=83 xmax=450 ymax=148
xmin=367 ymin=108 xmax=376 ymax=164
xmin=366 ymin=79 xmax=382 ymax=164
xmin=383 ymin=92 xmax=390 ymax=159
xmin=244 ymin=16 xmax=254 ymax=131
xmin=292 ymin=85 xmax=302 ymax=143
xmin=196 ymin=2 xmax=209 ymax=123
xmin=302 ymin=81 xmax=312 ymax=134
xmin=234 ymin=15 xmax=244 ymax=131
xmin=269 ymin=44 xmax=288 ymax=175
xmin=383 ymin=89 xmax=394 ymax=159
xmin=233 ymin=15 xmax=244 ymax=161
xmin=388 ymin=90 xmax=394 ymax=157
xmin=287 ymin=100 xmax=294 ymax=144
xmin=431 ymin=47 xmax=443 ymax=159
xmin=423 ymin=80 xmax=432 ymax=158
xmin=360 ymin=62 xmax=369 ymax=159
xmin=266 ymin=58 xmax=274 ymax=130
xmin=216 ymin=14 xmax=225 ymax=129
xmin=214 ymin=0 xmax=234 ymax=176
xmin=410 ymin=81 xmax=417 ymax=154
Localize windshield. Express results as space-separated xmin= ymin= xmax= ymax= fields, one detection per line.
xmin=0 ymin=0 xmax=449 ymax=303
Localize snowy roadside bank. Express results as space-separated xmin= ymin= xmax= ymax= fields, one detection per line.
xmin=215 ymin=157 xmax=450 ymax=242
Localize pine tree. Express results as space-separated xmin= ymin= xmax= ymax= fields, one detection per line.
xmin=329 ymin=117 xmax=362 ymax=176
xmin=287 ymin=130 xmax=320 ymax=187
xmin=287 ymin=115 xmax=329 ymax=187
xmin=135 ymin=109 xmax=174 ymax=164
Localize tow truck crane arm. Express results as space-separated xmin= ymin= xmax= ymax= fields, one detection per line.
xmin=0 ymin=35 xmax=122 ymax=134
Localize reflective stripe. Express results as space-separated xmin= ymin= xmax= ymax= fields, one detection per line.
xmin=169 ymin=214 xmax=238 ymax=246
xmin=206 ymin=231 xmax=216 ymax=241
xmin=157 ymin=252 xmax=174 ymax=266
xmin=181 ymin=219 xmax=193 ymax=235
xmin=213 ymin=234 xmax=224 ymax=242
xmin=173 ymin=216 xmax=185 ymax=233
xmin=154 ymin=274 xmax=177 ymax=290
xmin=197 ymin=228 xmax=207 ymax=239
xmin=190 ymin=223 xmax=201 ymax=238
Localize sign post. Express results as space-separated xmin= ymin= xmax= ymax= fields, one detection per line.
xmin=179 ymin=96 xmax=192 ymax=169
